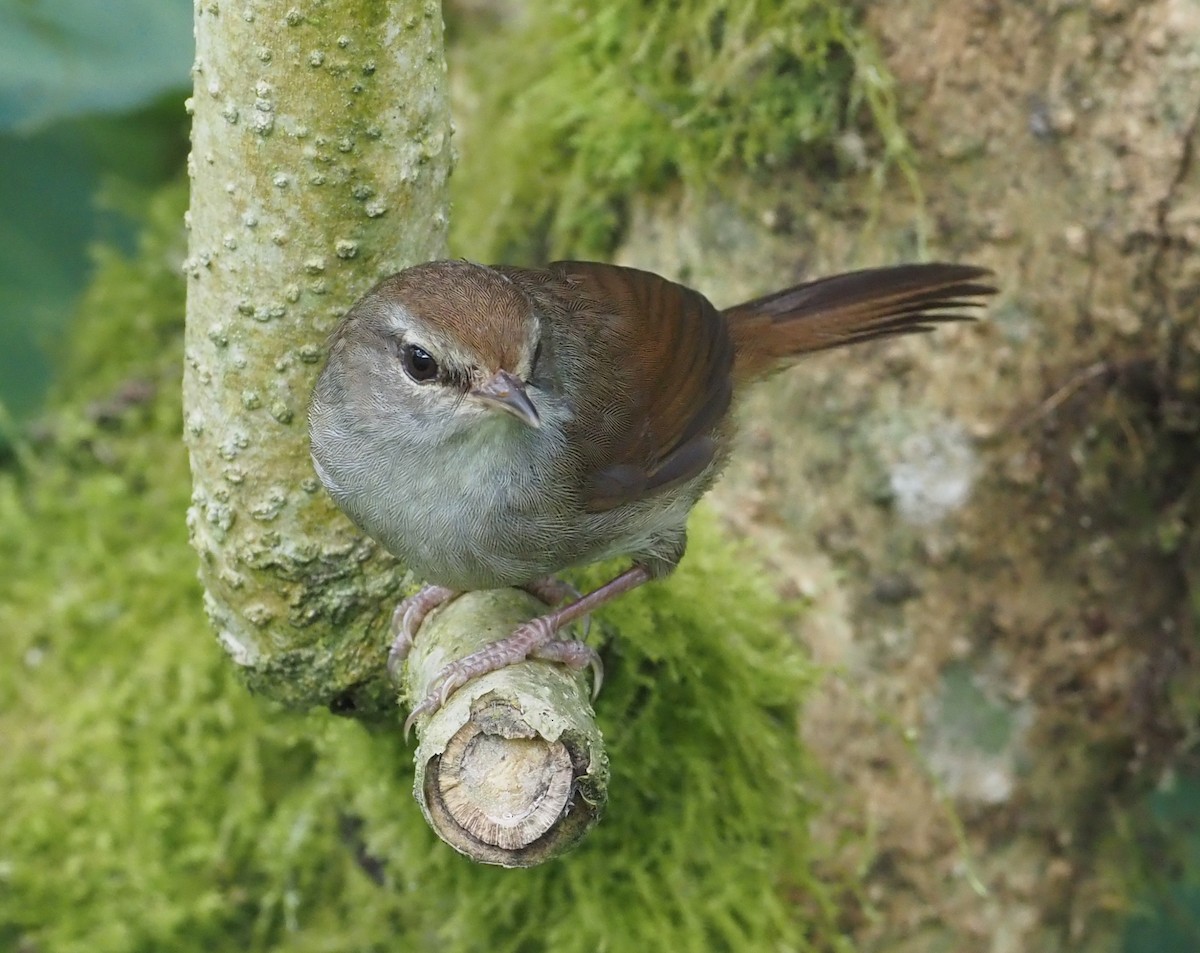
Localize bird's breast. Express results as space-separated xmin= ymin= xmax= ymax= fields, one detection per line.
xmin=359 ymin=416 xmax=584 ymax=589
xmin=315 ymin=402 xmax=700 ymax=591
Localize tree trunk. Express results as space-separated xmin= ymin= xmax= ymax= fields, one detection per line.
xmin=183 ymin=2 xmax=609 ymax=861
xmin=183 ymin=0 xmax=452 ymax=714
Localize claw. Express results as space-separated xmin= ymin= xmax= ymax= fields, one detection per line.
xmin=387 ymin=585 xmax=458 ymax=682
xmin=531 ymin=639 xmax=603 ymax=699
xmin=404 ymin=698 xmax=436 ymax=742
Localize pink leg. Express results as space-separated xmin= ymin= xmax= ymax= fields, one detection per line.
xmin=520 ymin=575 xmax=590 ymax=638
xmin=389 ymin=577 xmax=584 ymax=683
xmin=403 ymin=565 xmax=652 ymax=738
xmin=520 ymin=575 xmax=580 ymax=606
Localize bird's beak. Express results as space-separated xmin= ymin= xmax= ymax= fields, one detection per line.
xmin=472 ymin=369 xmax=541 ymax=429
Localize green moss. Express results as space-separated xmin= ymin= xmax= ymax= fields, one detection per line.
xmin=0 ymin=184 xmax=337 ymax=952
xmin=449 ymin=0 xmax=911 ymax=261
xmin=0 ymin=190 xmax=853 ymax=950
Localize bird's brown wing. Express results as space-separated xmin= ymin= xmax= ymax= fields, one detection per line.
xmin=501 ymin=261 xmax=735 ymax=513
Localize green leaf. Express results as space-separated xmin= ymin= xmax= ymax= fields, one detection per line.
xmin=0 ymin=0 xmax=192 ymax=132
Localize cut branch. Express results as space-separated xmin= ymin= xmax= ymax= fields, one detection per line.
xmin=403 ymin=590 xmax=609 ymax=866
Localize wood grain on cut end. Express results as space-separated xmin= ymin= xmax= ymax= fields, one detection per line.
xmin=438 ymin=725 xmax=573 ymax=849
xmin=402 ymin=589 xmax=608 ymax=866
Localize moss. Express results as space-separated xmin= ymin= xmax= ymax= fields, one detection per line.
xmin=54 ymin=182 xmax=193 ymax=406
xmin=0 ymin=183 xmax=855 ymax=949
xmin=0 ymin=183 xmax=343 ymax=952
xmin=448 ymin=0 xmax=911 ymax=261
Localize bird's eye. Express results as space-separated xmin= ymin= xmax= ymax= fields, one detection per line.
xmin=401 ymin=343 xmax=440 ymax=383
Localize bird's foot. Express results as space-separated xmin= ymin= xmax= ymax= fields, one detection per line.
xmin=387 ymin=585 xmax=460 ymax=680
xmin=403 ymin=614 xmax=602 ymax=740
xmin=388 ymin=578 xmax=584 ymax=682
xmin=400 ymin=565 xmax=653 ymax=740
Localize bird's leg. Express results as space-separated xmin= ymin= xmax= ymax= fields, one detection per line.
xmin=520 ymin=574 xmax=580 ymax=607
xmin=519 ymin=575 xmax=591 ymax=638
xmin=387 ymin=585 xmax=460 ymax=679
xmin=403 ymin=565 xmax=653 ymax=738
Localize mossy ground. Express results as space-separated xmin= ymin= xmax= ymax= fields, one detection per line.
xmin=447 ymin=0 xmax=910 ymax=262
xmin=0 ymin=196 xmax=852 ymax=951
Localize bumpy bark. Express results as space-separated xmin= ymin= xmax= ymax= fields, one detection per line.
xmin=183 ymin=0 xmax=452 ymax=713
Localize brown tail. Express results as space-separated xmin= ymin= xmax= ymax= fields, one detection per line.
xmin=724 ymin=263 xmax=996 ymax=381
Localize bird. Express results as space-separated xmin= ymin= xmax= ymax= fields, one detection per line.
xmin=308 ymin=258 xmax=995 ymax=734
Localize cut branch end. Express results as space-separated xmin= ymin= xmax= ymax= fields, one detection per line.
xmin=403 ymin=589 xmax=608 ymax=866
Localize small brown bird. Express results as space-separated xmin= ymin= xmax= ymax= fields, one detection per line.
xmin=309 ymin=259 xmax=994 ymax=733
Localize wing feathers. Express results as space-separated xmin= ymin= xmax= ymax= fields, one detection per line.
xmin=513 ymin=261 xmax=735 ymax=513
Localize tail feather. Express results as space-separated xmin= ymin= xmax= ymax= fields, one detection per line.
xmin=724 ymin=263 xmax=996 ymax=380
